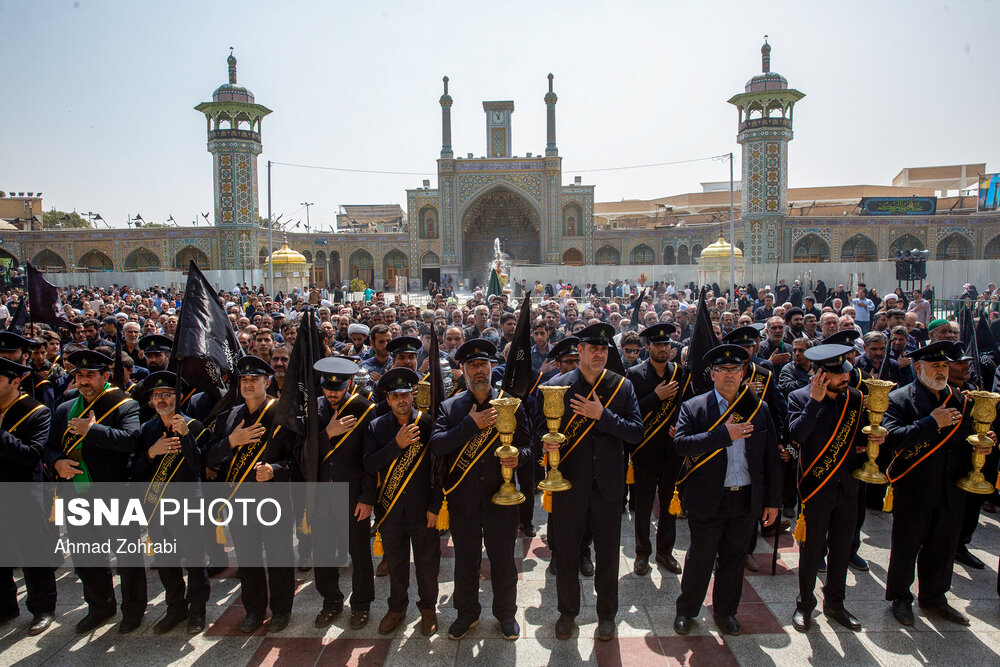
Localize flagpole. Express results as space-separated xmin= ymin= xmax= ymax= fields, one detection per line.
xmin=729 ymin=151 xmax=736 ymax=303
xmin=267 ymin=160 xmax=274 ymax=298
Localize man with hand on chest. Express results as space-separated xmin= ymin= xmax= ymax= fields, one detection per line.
xmin=363 ymin=367 xmax=441 ymax=636
xmin=671 ymin=344 xmax=781 ymax=637
xmin=310 ymin=356 xmax=377 ymax=631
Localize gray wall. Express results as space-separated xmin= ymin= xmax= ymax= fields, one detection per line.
xmin=509 ymin=260 xmax=998 ymax=300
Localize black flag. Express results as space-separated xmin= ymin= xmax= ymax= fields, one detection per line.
xmin=25 ymin=263 xmax=73 ymax=330
xmin=169 ymin=261 xmax=243 ymax=414
xmin=605 ymin=342 xmax=627 ymax=375
xmin=111 ymin=320 xmax=125 ymax=391
xmin=976 ymin=313 xmax=997 ymax=354
xmin=686 ymin=288 xmax=721 ymax=395
xmin=627 ymin=288 xmax=647 ymax=331
xmin=6 ymin=298 xmax=28 ymax=333
xmin=274 ymin=306 xmax=324 ymax=532
xmin=428 ymin=325 xmax=447 ymax=493
xmin=960 ymin=306 xmax=982 ymax=387
xmin=501 ymin=295 xmax=533 ymax=399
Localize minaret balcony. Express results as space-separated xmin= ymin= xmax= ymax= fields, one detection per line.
xmin=738 ymin=117 xmax=793 ymax=133
xmin=209 ymin=128 xmax=261 ymax=142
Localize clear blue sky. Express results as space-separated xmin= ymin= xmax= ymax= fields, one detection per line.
xmin=2 ymin=0 xmax=997 ymax=230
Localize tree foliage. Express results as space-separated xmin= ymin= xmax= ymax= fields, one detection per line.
xmin=42 ymin=210 xmax=91 ymax=229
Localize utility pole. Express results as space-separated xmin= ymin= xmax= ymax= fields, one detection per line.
xmin=301 ymin=202 xmax=314 ymax=233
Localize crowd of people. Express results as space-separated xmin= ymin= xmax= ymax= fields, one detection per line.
xmin=1 ymin=273 xmax=999 ymax=646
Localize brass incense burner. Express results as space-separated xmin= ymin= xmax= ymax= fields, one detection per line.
xmin=537 ymin=385 xmax=572 ymax=493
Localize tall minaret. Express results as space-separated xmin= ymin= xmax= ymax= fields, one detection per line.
xmin=728 ymin=39 xmax=804 ymax=262
xmin=545 ymin=73 xmax=558 ymax=157
xmin=440 ymin=76 xmax=453 ymax=158
xmin=195 ymin=49 xmax=272 ymax=270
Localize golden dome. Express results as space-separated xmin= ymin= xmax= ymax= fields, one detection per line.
xmin=700 ymin=235 xmax=742 ymax=259
xmin=266 ymin=242 xmax=308 ymax=265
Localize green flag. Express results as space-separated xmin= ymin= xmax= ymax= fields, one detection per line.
xmin=487 ymin=268 xmax=502 ymax=298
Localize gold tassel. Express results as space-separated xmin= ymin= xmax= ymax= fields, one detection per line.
xmin=299 ymin=508 xmax=311 ymax=535
xmin=542 ymin=452 xmax=548 ymax=467
xmin=625 ymin=458 xmax=635 ymax=485
xmin=793 ymin=507 xmax=807 ymax=543
xmin=49 ymin=489 xmax=58 ymax=523
xmin=373 ymin=531 xmax=383 ymax=556
xmin=882 ymin=485 xmax=894 ymax=513
xmin=668 ymin=487 xmax=682 ymax=516
xmin=145 ymin=534 xmax=154 ymax=556
xmin=216 ymin=523 xmax=226 ymax=545
xmin=435 ymin=498 xmax=449 ymax=531
xmin=543 ymin=490 xmax=552 ymax=513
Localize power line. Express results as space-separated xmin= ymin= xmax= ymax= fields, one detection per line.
xmin=268 ymin=152 xmax=730 ymax=178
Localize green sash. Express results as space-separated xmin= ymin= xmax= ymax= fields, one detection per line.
xmin=797 ymin=388 xmax=864 ymax=503
xmin=60 ymin=384 xmax=133 ymax=491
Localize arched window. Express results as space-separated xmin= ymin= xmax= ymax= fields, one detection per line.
xmin=792 ymin=234 xmax=831 ymax=263
xmin=77 ymin=249 xmax=114 ymax=271
xmin=175 ymin=246 xmax=210 ymax=271
xmin=630 ymin=244 xmax=655 ymax=265
xmin=935 ymin=233 xmax=973 ymax=261
xmin=124 ymin=247 xmax=161 ymax=271
xmin=692 ymin=244 xmax=703 ymax=260
xmin=31 ymin=249 xmax=66 ymax=272
xmin=563 ymin=204 xmax=582 ymax=237
xmin=985 ymin=235 xmax=1000 ymax=260
xmin=418 ymin=206 xmax=438 ymax=239
xmin=594 ymin=245 xmax=621 ymax=265
xmin=840 ymin=234 xmax=878 ymax=262
xmin=562 ymin=248 xmax=583 ymax=266
xmin=677 ymin=245 xmax=690 ymax=265
xmin=888 ymin=234 xmax=924 ymax=258
xmin=663 ymin=246 xmax=675 ymax=265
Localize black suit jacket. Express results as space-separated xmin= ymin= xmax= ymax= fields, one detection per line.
xmin=883 ymin=380 xmax=972 ymax=510
xmin=44 ymin=393 xmax=140 ymax=482
xmin=205 ymin=399 xmax=295 ymax=484
xmin=534 ymin=368 xmax=643 ymax=500
xmin=130 ymin=412 xmax=207 ymax=483
xmin=788 ymin=386 xmax=866 ymax=510
xmin=430 ymin=387 xmax=530 ymax=518
xmin=625 ymin=359 xmax=685 ymax=466
xmin=363 ymin=408 xmax=441 ymax=521
xmin=673 ymin=390 xmax=781 ymax=519
xmin=0 ymin=395 xmax=50 ymax=482
xmin=316 ymin=395 xmax=377 ymax=506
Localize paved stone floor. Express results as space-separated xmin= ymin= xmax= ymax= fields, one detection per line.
xmin=2 ymin=501 xmax=999 ymax=666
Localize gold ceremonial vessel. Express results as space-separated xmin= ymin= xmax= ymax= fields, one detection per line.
xmin=852 ymin=378 xmax=895 ymax=484
xmin=537 ymin=384 xmax=572 ymax=493
xmin=490 ymin=396 xmax=525 ymax=505
xmin=957 ymin=390 xmax=1000 ymax=494
xmin=414 ymin=380 xmax=431 ymax=411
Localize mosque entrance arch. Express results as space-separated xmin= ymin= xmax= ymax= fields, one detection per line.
xmin=461 ymin=185 xmax=541 ymax=286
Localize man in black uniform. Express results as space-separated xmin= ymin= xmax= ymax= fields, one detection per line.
xmin=0 ymin=356 xmax=56 ymax=635
xmin=44 ymin=349 xmax=145 ymax=634
xmin=371 ymin=336 xmax=422 ymax=416
xmin=882 ymin=340 xmax=989 ymax=627
xmin=538 ymin=323 xmax=643 ymax=641
xmin=204 ymin=355 xmax=295 ymax=634
xmin=311 ymin=356 xmax=377 ymax=630
xmin=130 ymin=371 xmax=211 ymax=634
xmin=625 ymin=323 xmax=687 ymax=576
xmin=788 ymin=344 xmax=874 ymax=632
xmin=363 ymin=367 xmax=441 ymax=636
xmin=672 ymin=344 xmax=780 ymax=637
xmin=137 ymin=334 xmax=213 ymax=422
xmin=430 ymin=339 xmax=530 ymax=641
xmin=0 ymin=332 xmax=54 ymax=412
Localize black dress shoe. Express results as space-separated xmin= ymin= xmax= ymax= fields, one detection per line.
xmin=954 ymin=546 xmax=986 ymax=570
xmin=75 ymin=610 xmax=115 ymax=634
xmin=447 ymin=617 xmax=479 ymax=640
xmin=655 ymin=552 xmax=683 ymax=574
xmin=521 ymin=523 xmax=536 ymax=538
xmin=792 ymin=609 xmax=811 ymax=632
xmin=761 ymin=519 xmax=791 ymax=537
xmin=350 ymin=609 xmax=369 ymax=630
xmin=153 ymin=609 xmax=188 ymax=635
xmin=891 ymin=599 xmax=913 ymax=626
xmin=28 ymin=613 xmax=53 ymax=636
xmin=673 ymin=614 xmax=692 ymax=635
xmin=499 ymin=618 xmax=520 ymax=640
xmin=555 ymin=614 xmax=575 ymax=640
xmin=314 ymin=603 xmax=342 ymax=628
xmin=823 ymin=605 xmax=861 ymax=631
xmin=714 ymin=614 xmax=740 ymax=636
xmin=268 ymin=613 xmax=290 ymax=632
xmin=919 ymin=601 xmax=969 ymax=626
xmin=187 ymin=611 xmax=206 ymax=634
xmin=634 ymin=557 xmax=651 ymax=576
xmin=579 ymin=554 xmax=595 ymax=577
xmin=597 ymin=617 xmax=615 ymax=641
xmin=239 ymin=613 xmax=265 ymax=634
xmin=118 ymin=615 xmax=143 ymax=634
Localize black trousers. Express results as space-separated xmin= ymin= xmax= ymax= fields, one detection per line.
xmin=449 ymin=500 xmax=519 ymax=622
xmin=797 ymin=485 xmax=857 ymax=612
xmin=66 ymin=523 xmax=147 ymax=618
xmin=379 ymin=512 xmax=439 ymax=613
xmin=959 ymin=491 xmax=984 ymax=548
xmin=516 ymin=462 xmax=535 ymax=527
xmin=314 ymin=507 xmax=374 ymax=612
xmin=0 ymin=567 xmax=56 ymax=617
xmin=886 ymin=501 xmax=963 ymax=606
xmin=550 ymin=479 xmax=621 ymax=620
xmin=229 ymin=517 xmax=294 ymax=617
xmin=633 ymin=456 xmax=681 ymax=559
xmin=158 ymin=567 xmax=210 ymax=614
xmin=290 ymin=480 xmax=313 ymax=564
xmin=677 ymin=488 xmax=754 ymax=618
